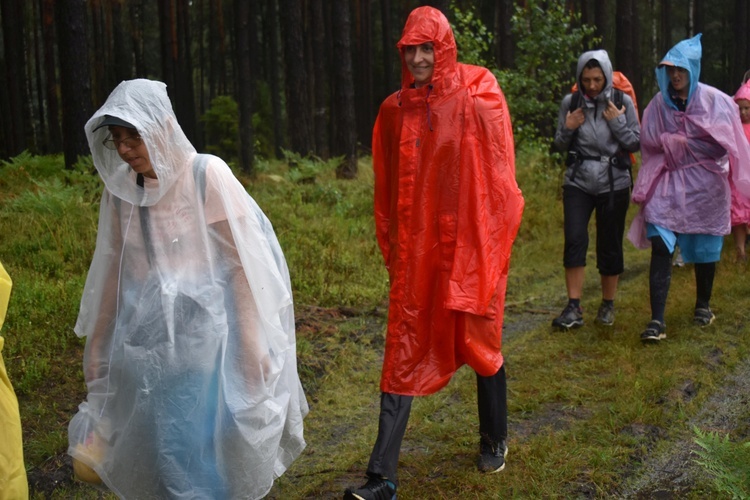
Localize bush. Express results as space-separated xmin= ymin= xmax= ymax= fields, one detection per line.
xmin=201 ymin=95 xmax=240 ymax=163
xmin=495 ymin=0 xmax=598 ymax=150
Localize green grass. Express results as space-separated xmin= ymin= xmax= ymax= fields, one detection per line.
xmin=1 ymin=149 xmax=749 ymax=498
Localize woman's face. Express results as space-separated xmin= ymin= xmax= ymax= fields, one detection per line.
xmin=108 ymin=126 xmax=156 ymax=179
xmin=580 ymin=67 xmax=605 ymax=99
xmin=667 ymin=66 xmax=690 ymax=97
xmin=737 ymin=99 xmax=750 ymax=124
xmin=404 ymin=42 xmax=434 ymax=88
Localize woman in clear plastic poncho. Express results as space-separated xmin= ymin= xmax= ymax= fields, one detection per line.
xmin=627 ymin=35 xmax=750 ymax=343
xmin=68 ymin=79 xmax=308 ymax=499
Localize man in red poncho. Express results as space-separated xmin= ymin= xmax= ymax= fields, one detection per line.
xmin=344 ymin=6 xmax=524 ymax=499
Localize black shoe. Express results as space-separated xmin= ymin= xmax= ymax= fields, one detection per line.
xmin=693 ymin=307 xmax=715 ymax=326
xmin=595 ymin=301 xmax=615 ymax=326
xmin=640 ymin=320 xmax=666 ymax=344
xmin=344 ymin=477 xmax=397 ymax=500
xmin=477 ymin=438 xmax=508 ymax=473
xmin=551 ymin=303 xmax=583 ymax=330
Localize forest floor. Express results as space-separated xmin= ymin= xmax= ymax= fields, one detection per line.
xmin=21 ymin=298 xmax=750 ymax=499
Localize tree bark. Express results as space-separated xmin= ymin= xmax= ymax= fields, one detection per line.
xmin=235 ymin=0 xmax=255 ymax=173
xmin=41 ymin=0 xmax=61 ymax=152
xmin=497 ymin=0 xmax=515 ymax=69
xmin=279 ymin=0 xmax=314 ymax=155
xmin=310 ymin=0 xmax=330 ymax=159
xmin=330 ymin=0 xmax=357 ymax=178
xmin=355 ymin=0 xmax=374 ymax=150
xmin=615 ymin=0 xmax=636 ymax=78
xmin=264 ymin=0 xmax=284 ymax=158
xmin=1 ymin=0 xmax=29 ymax=156
xmin=56 ymin=0 xmax=92 ymax=169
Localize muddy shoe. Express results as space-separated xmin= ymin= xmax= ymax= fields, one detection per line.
xmin=640 ymin=320 xmax=666 ymax=344
xmin=477 ymin=437 xmax=508 ymax=473
xmin=595 ymin=301 xmax=615 ymax=326
xmin=344 ymin=476 xmax=397 ymax=500
xmin=551 ymin=303 xmax=583 ymax=330
xmin=694 ymin=307 xmax=715 ymax=326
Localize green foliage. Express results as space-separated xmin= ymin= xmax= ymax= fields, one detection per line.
xmin=450 ymin=2 xmax=493 ymax=67
xmin=494 ymin=0 xmax=598 ymax=150
xmin=200 ymin=95 xmax=240 ymax=163
xmin=251 ymin=81 xmax=278 ymax=160
xmin=693 ymin=427 xmax=750 ymax=498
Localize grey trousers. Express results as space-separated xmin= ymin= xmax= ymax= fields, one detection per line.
xmin=366 ymin=364 xmax=508 ymax=485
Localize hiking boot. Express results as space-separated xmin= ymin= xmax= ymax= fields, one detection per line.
xmin=344 ymin=476 xmax=397 ymax=500
xmin=477 ymin=438 xmax=508 ymax=473
xmin=694 ymin=307 xmax=715 ymax=326
xmin=595 ymin=301 xmax=615 ymax=326
xmin=640 ymin=320 xmax=666 ymax=344
xmin=551 ymin=303 xmax=583 ymax=330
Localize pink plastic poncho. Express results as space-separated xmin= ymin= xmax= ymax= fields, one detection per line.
xmin=68 ymin=79 xmax=307 ymax=499
xmin=730 ymin=80 xmax=750 ymax=226
xmin=628 ymin=36 xmax=750 ymax=248
xmin=373 ymin=7 xmax=524 ymax=396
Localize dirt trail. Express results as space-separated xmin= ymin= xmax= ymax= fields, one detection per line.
xmin=616 ymin=354 xmax=750 ymax=497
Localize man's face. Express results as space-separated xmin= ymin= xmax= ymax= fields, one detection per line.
xmin=404 ymin=42 xmax=434 ymax=88
xmin=667 ymin=66 xmax=690 ymax=95
xmin=580 ymin=67 xmax=605 ymax=98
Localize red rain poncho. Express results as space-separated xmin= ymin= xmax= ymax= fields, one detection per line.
xmin=373 ymin=7 xmax=524 ymax=396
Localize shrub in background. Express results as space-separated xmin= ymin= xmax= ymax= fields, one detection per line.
xmin=200 ymin=95 xmax=240 ymax=163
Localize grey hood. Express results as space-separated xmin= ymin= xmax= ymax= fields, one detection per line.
xmin=576 ymin=49 xmax=614 ymax=103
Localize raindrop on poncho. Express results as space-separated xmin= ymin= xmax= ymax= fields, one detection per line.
xmin=68 ymin=79 xmax=308 ymax=499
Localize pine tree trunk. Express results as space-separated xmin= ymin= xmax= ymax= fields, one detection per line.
xmin=331 ymin=0 xmax=358 ymax=179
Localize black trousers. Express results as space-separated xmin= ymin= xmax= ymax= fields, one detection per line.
xmin=365 ymin=365 xmax=507 ymax=485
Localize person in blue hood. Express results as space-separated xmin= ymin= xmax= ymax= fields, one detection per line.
xmin=628 ymin=35 xmax=750 ymax=343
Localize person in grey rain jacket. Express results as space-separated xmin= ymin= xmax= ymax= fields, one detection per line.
xmin=551 ymin=50 xmax=640 ymax=330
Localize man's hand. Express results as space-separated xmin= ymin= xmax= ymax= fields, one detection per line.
xmin=565 ymin=108 xmax=585 ymax=130
xmin=603 ymin=100 xmax=625 ymax=121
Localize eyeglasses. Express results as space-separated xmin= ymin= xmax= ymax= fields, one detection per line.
xmin=103 ymin=135 xmax=142 ymax=150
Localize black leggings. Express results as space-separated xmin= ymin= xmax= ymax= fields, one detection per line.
xmin=649 ymin=235 xmax=715 ymax=323
xmin=365 ymin=365 xmax=507 ymax=485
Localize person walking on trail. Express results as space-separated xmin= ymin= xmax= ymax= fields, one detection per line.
xmin=627 ymin=34 xmax=750 ymax=344
xmin=343 ymin=6 xmax=524 ymax=500
xmin=67 ymin=79 xmax=308 ymax=499
xmin=551 ymin=50 xmax=640 ymax=330
xmin=729 ymin=79 xmax=750 ymax=262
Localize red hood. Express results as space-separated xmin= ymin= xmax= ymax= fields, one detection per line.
xmin=396 ymin=6 xmax=457 ymax=93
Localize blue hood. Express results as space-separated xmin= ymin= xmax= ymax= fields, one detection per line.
xmin=656 ymin=34 xmax=702 ymax=110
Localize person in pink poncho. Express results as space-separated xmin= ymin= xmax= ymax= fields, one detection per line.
xmin=730 ymin=80 xmax=750 ymax=261
xmin=627 ymin=34 xmax=750 ymax=343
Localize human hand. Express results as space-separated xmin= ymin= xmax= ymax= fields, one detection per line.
xmin=565 ymin=108 xmax=585 ymax=130
xmin=603 ymin=100 xmax=625 ymax=121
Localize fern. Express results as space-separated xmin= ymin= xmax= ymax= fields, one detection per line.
xmin=693 ymin=427 xmax=750 ymax=499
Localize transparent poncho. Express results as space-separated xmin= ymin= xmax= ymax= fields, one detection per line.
xmin=68 ymin=79 xmax=308 ymax=499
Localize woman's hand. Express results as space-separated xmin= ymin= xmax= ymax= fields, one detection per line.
xmin=565 ymin=108 xmax=585 ymax=130
xmin=603 ymin=100 xmax=625 ymax=121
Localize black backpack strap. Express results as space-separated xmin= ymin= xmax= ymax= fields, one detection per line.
xmin=136 ymin=173 xmax=155 ymax=265
xmin=612 ymin=88 xmax=623 ymax=109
